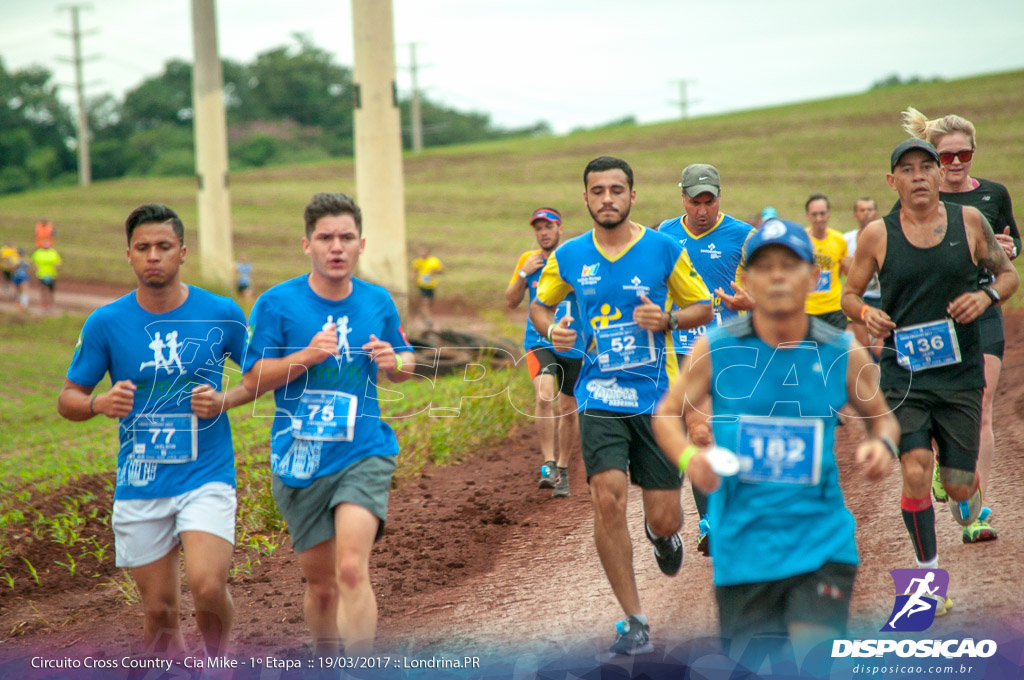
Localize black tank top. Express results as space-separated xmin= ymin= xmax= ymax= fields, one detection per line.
xmin=878 ymin=202 xmax=983 ymax=391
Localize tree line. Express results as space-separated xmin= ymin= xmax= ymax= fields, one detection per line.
xmin=0 ymin=35 xmax=550 ymax=195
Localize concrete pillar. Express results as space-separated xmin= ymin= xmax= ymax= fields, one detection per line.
xmin=351 ymin=0 xmax=409 ymax=318
xmin=190 ymin=0 xmax=234 ymax=289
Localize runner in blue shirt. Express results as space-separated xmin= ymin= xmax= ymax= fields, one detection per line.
xmin=505 ymin=207 xmax=585 ymax=497
xmin=242 ymin=192 xmax=414 ymax=655
xmin=57 ymin=203 xmax=253 ymax=659
xmin=658 ymin=163 xmax=753 ymax=556
xmin=653 ymin=219 xmax=898 ymax=666
xmin=530 ymin=156 xmax=713 ymax=655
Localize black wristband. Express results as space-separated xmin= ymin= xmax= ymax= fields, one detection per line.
xmin=89 ymin=394 xmax=98 ymax=415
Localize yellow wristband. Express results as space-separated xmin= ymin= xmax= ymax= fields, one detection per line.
xmin=679 ymin=445 xmax=698 ymax=473
xmin=547 ymin=323 xmax=556 ymax=341
xmin=395 ymin=354 xmax=403 ymax=372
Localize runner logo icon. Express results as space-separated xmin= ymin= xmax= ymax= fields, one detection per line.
xmin=881 ymin=568 xmax=949 ymax=632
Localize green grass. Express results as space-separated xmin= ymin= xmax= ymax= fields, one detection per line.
xmin=1 ymin=70 xmax=1022 ymax=303
xmin=0 ymin=310 xmax=533 ymax=589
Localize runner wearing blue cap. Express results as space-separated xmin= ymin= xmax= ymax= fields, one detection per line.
xmin=505 ymin=207 xmax=584 ymax=497
xmin=842 ymin=140 xmax=1018 ymax=609
xmin=653 ymin=218 xmax=898 ymax=665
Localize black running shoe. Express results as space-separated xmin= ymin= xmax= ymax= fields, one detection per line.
xmin=610 ymin=616 xmax=653 ymax=656
xmin=645 ymin=522 xmax=683 ymax=576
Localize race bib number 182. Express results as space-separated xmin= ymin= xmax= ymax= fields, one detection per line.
xmin=736 ymin=416 xmax=823 ymax=486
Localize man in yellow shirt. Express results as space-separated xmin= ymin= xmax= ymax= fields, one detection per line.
xmin=31 ymin=244 xmax=62 ymax=311
xmin=805 ymin=194 xmax=849 ymax=328
xmin=1 ymin=240 xmax=16 ymax=297
xmin=411 ymin=246 xmax=443 ymax=330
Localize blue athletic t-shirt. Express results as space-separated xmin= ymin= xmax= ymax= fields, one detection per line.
xmin=510 ymin=249 xmax=585 ymax=356
xmin=706 ymin=317 xmax=858 ymax=586
xmin=535 ymin=226 xmax=711 ymax=414
xmin=67 ymin=287 xmax=248 ymax=500
xmin=243 ymin=275 xmax=412 ymax=488
xmin=659 ymin=213 xmax=753 ymax=355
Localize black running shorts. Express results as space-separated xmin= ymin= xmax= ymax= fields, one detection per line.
xmin=716 ymin=561 xmax=857 ymax=657
xmin=977 ymin=305 xmax=1005 ymax=360
xmin=883 ymin=388 xmax=982 ymax=472
xmin=811 ymin=309 xmax=849 ymax=330
xmin=578 ymin=409 xmax=682 ymax=489
xmin=525 ymin=346 xmax=582 ymax=397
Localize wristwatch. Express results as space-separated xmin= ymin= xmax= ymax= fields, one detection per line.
xmin=667 ymin=312 xmax=679 ymax=331
xmin=981 ymin=286 xmax=1000 ymax=304
xmin=518 ymin=269 xmax=528 ymax=279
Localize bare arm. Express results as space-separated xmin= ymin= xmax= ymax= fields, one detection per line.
xmin=653 ymin=336 xmax=718 ymax=493
xmin=844 ymin=340 xmax=899 ymax=481
xmin=841 ymin=220 xmax=895 ymax=337
xmin=58 ymin=378 xmax=136 ymax=422
xmin=504 ymin=273 xmax=528 ymax=309
xmin=949 ymin=209 xmax=1020 ymax=323
xmin=241 ymin=326 xmax=340 ymax=397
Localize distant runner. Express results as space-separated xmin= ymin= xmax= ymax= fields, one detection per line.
xmin=505 ymin=207 xmax=584 ymax=498
xmin=411 ymin=246 xmax=444 ymax=331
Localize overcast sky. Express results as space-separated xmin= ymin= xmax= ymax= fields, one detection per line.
xmin=3 ymin=0 xmax=1023 ymax=134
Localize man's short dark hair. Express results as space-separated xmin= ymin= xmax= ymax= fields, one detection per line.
xmin=304 ymin=192 xmax=363 ymax=237
xmin=805 ymin=193 xmax=830 ymax=211
xmin=125 ymin=204 xmax=184 ymax=245
xmin=584 ymin=156 xmax=634 ymax=190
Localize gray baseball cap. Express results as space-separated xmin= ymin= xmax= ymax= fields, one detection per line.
xmin=679 ymin=163 xmax=721 ymax=198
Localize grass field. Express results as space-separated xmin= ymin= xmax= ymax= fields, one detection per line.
xmin=1 ymin=70 xmax=1022 ymax=300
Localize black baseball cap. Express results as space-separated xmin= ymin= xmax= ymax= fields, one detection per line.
xmin=890 ymin=138 xmax=940 ymax=171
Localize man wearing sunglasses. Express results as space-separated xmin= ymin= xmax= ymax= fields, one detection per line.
xmin=842 ymin=139 xmax=1018 ymax=612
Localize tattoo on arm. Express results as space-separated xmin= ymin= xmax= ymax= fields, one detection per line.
xmin=978 ymin=213 xmax=1013 ymax=274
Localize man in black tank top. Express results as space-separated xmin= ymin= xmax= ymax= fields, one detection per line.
xmin=841 ymin=139 xmax=1018 ymax=608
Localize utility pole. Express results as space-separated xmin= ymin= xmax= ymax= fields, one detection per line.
xmin=407 ymin=43 xmax=424 ymax=152
xmin=669 ymin=79 xmax=698 ymax=119
xmin=351 ymin=0 xmax=409 ymax=317
xmin=190 ymin=0 xmax=234 ymax=289
xmin=57 ymin=4 xmax=97 ymax=187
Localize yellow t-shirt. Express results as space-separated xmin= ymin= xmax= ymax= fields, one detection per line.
xmin=412 ymin=255 xmax=443 ymax=289
xmin=806 ymin=228 xmax=847 ymax=315
xmin=1 ymin=246 xmax=16 ymax=272
xmin=31 ymin=248 xmax=62 ymax=280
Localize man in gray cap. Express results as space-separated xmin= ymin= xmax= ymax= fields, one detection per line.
xmin=842 ymin=139 xmax=1018 ymax=613
xmin=658 ymin=164 xmax=753 ymax=556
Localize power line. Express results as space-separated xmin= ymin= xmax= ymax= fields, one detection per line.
xmin=669 ymin=79 xmax=698 ymax=119
xmin=56 ymin=3 xmax=98 ymax=186
xmin=399 ymin=42 xmax=429 ymax=151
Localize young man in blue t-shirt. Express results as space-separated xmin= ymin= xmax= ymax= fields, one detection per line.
xmin=530 ymin=156 xmax=713 ymax=656
xmin=58 ymin=204 xmax=253 ymax=658
xmin=653 ymin=219 xmax=898 ymax=665
xmin=242 ymin=192 xmax=414 ymax=655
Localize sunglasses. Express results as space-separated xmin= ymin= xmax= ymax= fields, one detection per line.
xmin=938 ymin=149 xmax=974 ymax=165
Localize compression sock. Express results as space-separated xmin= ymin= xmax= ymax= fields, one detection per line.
xmin=901 ymin=494 xmax=937 ymax=563
xmin=692 ymin=486 xmax=708 ymax=519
